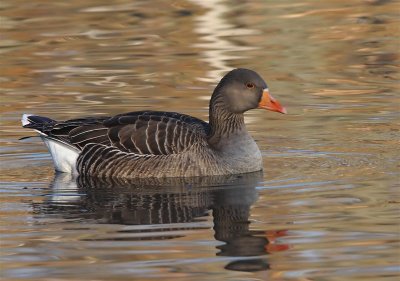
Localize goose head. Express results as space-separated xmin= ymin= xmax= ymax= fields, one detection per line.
xmin=212 ymin=68 xmax=286 ymax=114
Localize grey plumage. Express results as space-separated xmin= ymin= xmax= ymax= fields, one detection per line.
xmin=22 ymin=68 xmax=286 ymax=178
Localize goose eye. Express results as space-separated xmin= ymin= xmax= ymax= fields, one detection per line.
xmin=246 ymin=83 xmax=255 ymax=89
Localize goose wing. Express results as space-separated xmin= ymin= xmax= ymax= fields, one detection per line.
xmin=24 ymin=111 xmax=209 ymax=155
xmin=101 ymin=111 xmax=209 ymax=155
xmin=53 ymin=111 xmax=209 ymax=154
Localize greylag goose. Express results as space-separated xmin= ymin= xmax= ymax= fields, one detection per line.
xmin=21 ymin=68 xmax=286 ymax=178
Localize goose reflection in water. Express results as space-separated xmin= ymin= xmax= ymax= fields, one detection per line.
xmin=38 ymin=171 xmax=288 ymax=272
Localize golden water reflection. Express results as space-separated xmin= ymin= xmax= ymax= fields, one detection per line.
xmin=0 ymin=0 xmax=399 ymax=280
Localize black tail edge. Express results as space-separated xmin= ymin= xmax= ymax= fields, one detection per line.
xmin=22 ymin=114 xmax=56 ymax=128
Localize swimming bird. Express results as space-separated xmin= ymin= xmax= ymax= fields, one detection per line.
xmin=21 ymin=68 xmax=286 ymax=178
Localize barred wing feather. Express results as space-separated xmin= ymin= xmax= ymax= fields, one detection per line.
xmin=24 ymin=111 xmax=210 ymax=157
xmin=104 ymin=111 xmax=209 ymax=155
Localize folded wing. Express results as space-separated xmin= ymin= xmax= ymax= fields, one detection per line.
xmin=104 ymin=113 xmax=208 ymax=155
xmin=36 ymin=111 xmax=210 ymax=155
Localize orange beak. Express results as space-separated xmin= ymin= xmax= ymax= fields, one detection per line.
xmin=258 ymin=89 xmax=287 ymax=114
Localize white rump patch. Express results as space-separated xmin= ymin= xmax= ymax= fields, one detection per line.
xmin=41 ymin=137 xmax=79 ymax=174
xmin=22 ymin=113 xmax=79 ymax=174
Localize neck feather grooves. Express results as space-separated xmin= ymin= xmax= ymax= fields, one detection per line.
xmin=208 ymin=94 xmax=245 ymax=144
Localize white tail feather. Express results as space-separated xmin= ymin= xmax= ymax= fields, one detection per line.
xmin=22 ymin=113 xmax=79 ymax=174
xmin=21 ymin=114 xmax=33 ymax=126
xmin=21 ymin=113 xmax=48 ymax=136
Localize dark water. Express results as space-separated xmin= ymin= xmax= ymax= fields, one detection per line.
xmin=1 ymin=0 xmax=399 ymax=280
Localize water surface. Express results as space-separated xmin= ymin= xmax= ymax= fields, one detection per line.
xmin=1 ymin=0 xmax=399 ymax=280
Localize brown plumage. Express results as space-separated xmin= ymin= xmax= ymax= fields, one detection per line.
xmin=22 ymin=68 xmax=286 ymax=178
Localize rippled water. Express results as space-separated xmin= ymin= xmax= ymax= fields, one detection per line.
xmin=1 ymin=0 xmax=399 ymax=280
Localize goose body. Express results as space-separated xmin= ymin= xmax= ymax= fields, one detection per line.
xmin=22 ymin=69 xmax=286 ymax=178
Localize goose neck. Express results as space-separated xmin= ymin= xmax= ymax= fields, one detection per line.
xmin=208 ymin=99 xmax=246 ymax=146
